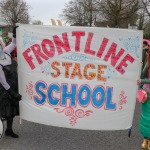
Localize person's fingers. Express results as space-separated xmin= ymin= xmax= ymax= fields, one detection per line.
xmin=137 ymin=79 xmax=141 ymax=85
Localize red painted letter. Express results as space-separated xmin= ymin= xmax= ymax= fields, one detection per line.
xmin=42 ymin=39 xmax=55 ymax=58
xmin=72 ymin=31 xmax=85 ymax=52
xmin=53 ymin=32 xmax=71 ymax=55
xmin=84 ymin=32 xmax=96 ymax=56
xmin=23 ymin=48 xmax=35 ymax=70
xmin=31 ymin=44 xmax=49 ymax=65
xmin=96 ymin=38 xmax=109 ymax=58
xmin=104 ymin=43 xmax=125 ymax=66
xmin=116 ymin=54 xmax=135 ymax=74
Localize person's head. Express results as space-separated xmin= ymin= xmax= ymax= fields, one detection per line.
xmin=146 ymin=41 xmax=150 ymax=68
xmin=143 ymin=41 xmax=149 ymax=48
xmin=3 ymin=36 xmax=10 ymax=46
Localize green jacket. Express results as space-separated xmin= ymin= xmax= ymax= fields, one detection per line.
xmin=142 ymin=49 xmax=148 ymax=67
xmin=139 ymin=62 xmax=150 ymax=138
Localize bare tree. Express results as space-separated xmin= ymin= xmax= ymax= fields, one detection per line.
xmin=61 ymin=0 xmax=85 ymax=26
xmin=137 ymin=1 xmax=149 ymax=30
xmin=61 ymin=0 xmax=140 ymax=28
xmin=138 ymin=0 xmax=150 ymax=37
xmin=32 ymin=20 xmax=43 ymax=25
xmin=61 ymin=0 xmax=99 ymax=26
xmin=138 ymin=8 xmax=146 ymax=30
xmin=141 ymin=0 xmax=150 ymax=17
xmin=80 ymin=0 xmax=99 ymax=26
xmin=97 ymin=0 xmax=139 ymax=28
xmin=0 ymin=0 xmax=30 ymax=26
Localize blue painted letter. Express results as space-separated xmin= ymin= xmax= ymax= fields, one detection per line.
xmin=105 ymin=87 xmax=116 ymax=110
xmin=34 ymin=81 xmax=46 ymax=105
xmin=78 ymin=85 xmax=91 ymax=106
xmin=92 ymin=86 xmax=105 ymax=108
xmin=48 ymin=84 xmax=60 ymax=106
xmin=62 ymin=84 xmax=77 ymax=106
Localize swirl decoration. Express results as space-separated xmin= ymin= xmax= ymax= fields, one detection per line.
xmin=54 ymin=107 xmax=93 ymax=126
xmin=26 ymin=81 xmax=33 ymax=99
xmin=63 ymin=53 xmax=95 ymax=62
xmin=65 ymin=108 xmax=74 ymax=116
xmin=118 ymin=90 xmax=127 ymax=110
xmin=75 ymin=109 xmax=85 ymax=118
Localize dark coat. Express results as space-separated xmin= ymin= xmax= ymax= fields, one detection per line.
xmin=0 ymin=59 xmax=19 ymax=118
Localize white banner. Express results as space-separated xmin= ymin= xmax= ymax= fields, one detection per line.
xmin=17 ymin=25 xmax=143 ymax=130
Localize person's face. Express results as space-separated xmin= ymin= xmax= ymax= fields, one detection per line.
xmin=143 ymin=44 xmax=147 ymax=48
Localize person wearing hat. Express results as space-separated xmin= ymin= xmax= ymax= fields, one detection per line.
xmin=0 ymin=26 xmax=22 ymax=138
xmin=137 ymin=42 xmax=150 ymax=149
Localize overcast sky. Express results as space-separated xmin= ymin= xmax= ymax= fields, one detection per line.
xmin=25 ymin=0 xmax=71 ymax=25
